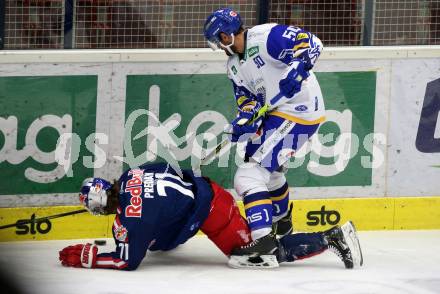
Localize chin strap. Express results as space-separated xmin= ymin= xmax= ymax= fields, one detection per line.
xmin=219 ymin=33 xmax=236 ymax=55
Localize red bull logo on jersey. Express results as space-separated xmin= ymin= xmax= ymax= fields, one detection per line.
xmin=125 ymin=169 xmax=145 ymax=218
xmin=114 ymin=225 xmax=128 ymax=242
xmin=113 ymin=214 xmax=129 ymax=241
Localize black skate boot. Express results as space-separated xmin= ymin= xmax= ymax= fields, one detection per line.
xmin=228 ymin=233 xmax=280 ymax=269
xmin=273 ymin=202 xmax=293 ymax=237
xmin=231 ymin=233 xmax=278 ymax=256
xmin=323 ymin=225 xmax=354 ymax=269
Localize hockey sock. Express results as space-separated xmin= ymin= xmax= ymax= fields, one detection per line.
xmin=269 ymin=181 xmax=289 ymax=222
xmin=243 ymin=191 xmax=273 ymax=240
xmin=279 ymin=232 xmax=327 ymax=262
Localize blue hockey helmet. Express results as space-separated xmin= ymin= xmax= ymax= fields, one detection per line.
xmin=203 ymin=8 xmax=242 ymax=50
xmin=79 ymin=177 xmax=112 ymax=215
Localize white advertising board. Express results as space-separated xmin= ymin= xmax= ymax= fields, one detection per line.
xmin=387 ymin=59 xmax=440 ymax=196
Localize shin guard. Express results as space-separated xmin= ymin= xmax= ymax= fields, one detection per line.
xmin=243 ymin=191 xmax=273 ymax=240
xmin=279 ymin=232 xmax=327 ymax=262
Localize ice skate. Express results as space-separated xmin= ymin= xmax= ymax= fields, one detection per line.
xmin=228 ymin=233 xmax=279 ymax=269
xmin=324 ymin=221 xmax=363 ymax=269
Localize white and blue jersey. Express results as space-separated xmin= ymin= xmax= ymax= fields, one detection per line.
xmin=229 ymin=24 xmax=326 ymax=238
xmin=228 ymin=23 xmax=325 ymax=122
xmin=96 ymin=163 xmax=213 ymax=270
xmin=227 ymin=24 xmax=326 ymax=172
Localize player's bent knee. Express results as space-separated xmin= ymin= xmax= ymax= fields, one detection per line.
xmin=234 ymin=163 xmax=271 ymax=196
xmin=267 ymin=171 xmax=287 ymax=191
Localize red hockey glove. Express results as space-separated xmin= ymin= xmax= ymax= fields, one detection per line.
xmin=59 ymin=243 xmax=98 ymax=268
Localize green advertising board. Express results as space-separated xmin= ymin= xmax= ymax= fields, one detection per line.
xmin=0 ymin=76 xmax=97 ymax=194
xmin=0 ymin=72 xmax=376 ymax=195
xmin=124 ymin=72 xmax=376 ymax=189
xmin=124 ymin=74 xmax=237 ymax=188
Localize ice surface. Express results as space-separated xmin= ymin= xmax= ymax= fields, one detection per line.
xmin=0 ymin=230 xmax=439 ymax=294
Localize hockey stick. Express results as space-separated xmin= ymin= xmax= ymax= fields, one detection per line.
xmin=200 ymin=103 xmax=270 ymax=164
xmin=200 ymin=49 xmax=311 ymax=165
xmin=200 ymin=92 xmax=289 ymax=165
xmin=0 ymin=208 xmax=87 ymax=230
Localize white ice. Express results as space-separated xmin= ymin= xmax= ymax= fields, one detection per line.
xmin=1 ymin=230 xmax=439 ymax=294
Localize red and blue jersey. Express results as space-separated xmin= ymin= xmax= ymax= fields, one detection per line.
xmin=96 ymin=163 xmax=213 ymax=270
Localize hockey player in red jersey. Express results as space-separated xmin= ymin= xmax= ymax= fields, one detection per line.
xmin=59 ymin=162 xmax=362 ymax=270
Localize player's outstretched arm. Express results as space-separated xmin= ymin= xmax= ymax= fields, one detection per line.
xmin=58 ymin=243 xmax=130 ymax=270
xmin=59 ymin=236 xmax=148 ymax=271
xmin=59 ymin=243 xmax=102 ymax=269
xmin=94 ymin=249 xmax=131 ymax=270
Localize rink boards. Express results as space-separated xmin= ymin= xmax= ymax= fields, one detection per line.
xmin=1 ymin=197 xmax=439 ymax=242
xmin=1 ymin=47 xmax=440 ymax=207
xmin=1 ymin=47 xmax=440 ymax=242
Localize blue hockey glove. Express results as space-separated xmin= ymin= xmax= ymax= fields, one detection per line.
xmin=229 ymin=110 xmax=262 ymax=142
xmin=279 ymin=59 xmax=310 ymax=98
xmin=297 ymin=49 xmax=313 ymax=71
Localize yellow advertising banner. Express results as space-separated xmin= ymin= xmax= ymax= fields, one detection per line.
xmin=1 ymin=197 xmax=439 ymax=242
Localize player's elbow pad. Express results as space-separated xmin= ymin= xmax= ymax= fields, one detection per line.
xmin=313 ymin=35 xmax=323 ymax=52
xmin=307 ymin=35 xmax=323 ymax=68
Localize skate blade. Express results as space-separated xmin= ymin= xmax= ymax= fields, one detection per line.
xmin=341 ymin=221 xmax=364 ymax=267
xmin=228 ymin=255 xmax=279 ymax=269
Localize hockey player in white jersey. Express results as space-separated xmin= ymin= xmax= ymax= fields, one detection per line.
xmin=203 ymin=8 xmax=326 ymax=257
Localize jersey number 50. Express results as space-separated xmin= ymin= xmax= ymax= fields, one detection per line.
xmin=282 ymin=26 xmax=301 ymax=40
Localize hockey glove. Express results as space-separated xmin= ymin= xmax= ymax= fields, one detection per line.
xmin=229 ymin=109 xmax=262 ymax=142
xmin=279 ymin=59 xmax=310 ymax=98
xmin=59 ymin=243 xmax=98 ymax=268
xmin=296 ymin=49 xmax=313 ymax=71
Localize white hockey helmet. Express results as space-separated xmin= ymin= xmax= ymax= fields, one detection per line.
xmin=79 ymin=177 xmax=112 ymax=215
